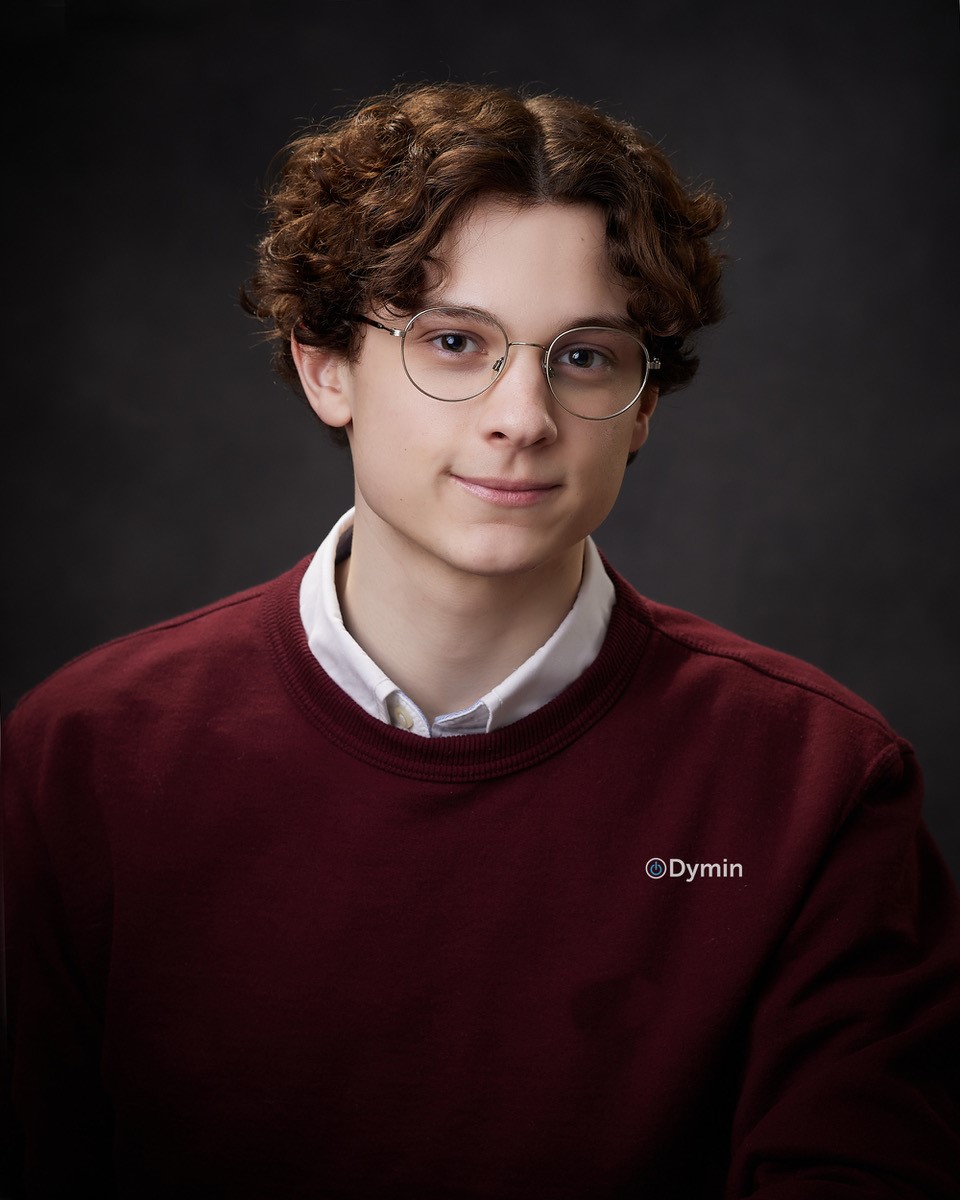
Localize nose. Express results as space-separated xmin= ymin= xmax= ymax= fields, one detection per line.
xmin=478 ymin=342 xmax=558 ymax=448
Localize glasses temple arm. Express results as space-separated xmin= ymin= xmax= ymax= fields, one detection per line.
xmin=351 ymin=314 xmax=402 ymax=337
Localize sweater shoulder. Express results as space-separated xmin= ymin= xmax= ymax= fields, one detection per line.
xmin=6 ymin=562 xmax=307 ymax=736
xmin=610 ymin=570 xmax=904 ymax=755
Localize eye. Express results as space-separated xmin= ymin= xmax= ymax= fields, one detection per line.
xmin=431 ymin=330 xmax=481 ymax=355
xmin=553 ymin=344 xmax=614 ymax=372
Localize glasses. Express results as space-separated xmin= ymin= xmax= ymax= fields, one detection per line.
xmin=351 ymin=306 xmax=660 ymax=420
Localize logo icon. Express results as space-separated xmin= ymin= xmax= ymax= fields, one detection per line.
xmin=645 ymin=857 xmax=667 ymax=879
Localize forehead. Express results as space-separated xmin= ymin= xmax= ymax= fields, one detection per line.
xmin=425 ymin=197 xmax=631 ymax=330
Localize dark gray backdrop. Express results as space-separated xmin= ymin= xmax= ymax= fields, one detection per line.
xmin=5 ymin=1 xmax=958 ymax=878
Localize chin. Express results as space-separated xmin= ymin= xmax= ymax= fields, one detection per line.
xmin=438 ymin=527 xmax=579 ymax=580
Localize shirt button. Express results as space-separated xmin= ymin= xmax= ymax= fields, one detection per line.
xmin=391 ymin=703 xmax=413 ymax=730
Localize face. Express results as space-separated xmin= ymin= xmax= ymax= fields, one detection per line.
xmin=296 ymin=197 xmax=657 ymax=585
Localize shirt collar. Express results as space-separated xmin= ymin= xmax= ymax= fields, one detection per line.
xmin=299 ymin=508 xmax=615 ymax=737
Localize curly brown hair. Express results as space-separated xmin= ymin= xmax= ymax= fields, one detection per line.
xmin=241 ymin=82 xmax=725 ymax=443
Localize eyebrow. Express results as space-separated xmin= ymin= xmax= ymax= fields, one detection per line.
xmin=427 ymin=302 xmax=642 ymax=337
xmin=423 ymin=304 xmax=504 ymax=329
xmin=560 ymin=312 xmax=641 ymax=335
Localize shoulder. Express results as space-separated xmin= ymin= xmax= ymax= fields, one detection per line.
xmin=646 ymin=592 xmax=891 ymax=728
xmin=607 ymin=566 xmax=908 ymax=787
xmin=5 ymin=559 xmax=310 ymax=746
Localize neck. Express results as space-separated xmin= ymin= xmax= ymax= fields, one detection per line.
xmin=337 ymin=509 xmax=585 ymax=722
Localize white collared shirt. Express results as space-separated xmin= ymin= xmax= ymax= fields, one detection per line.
xmin=299 ymin=508 xmax=615 ymax=737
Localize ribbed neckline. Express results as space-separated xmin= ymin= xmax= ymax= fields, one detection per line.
xmin=262 ymin=556 xmax=653 ymax=782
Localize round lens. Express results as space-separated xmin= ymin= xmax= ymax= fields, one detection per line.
xmin=547 ymin=327 xmax=649 ymax=419
xmin=401 ymin=308 xmax=509 ymax=402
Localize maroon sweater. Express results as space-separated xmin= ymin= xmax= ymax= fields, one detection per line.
xmin=4 ymin=559 xmax=959 ymax=1198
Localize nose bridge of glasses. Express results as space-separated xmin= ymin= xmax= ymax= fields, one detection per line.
xmin=493 ymin=340 xmax=550 ymax=376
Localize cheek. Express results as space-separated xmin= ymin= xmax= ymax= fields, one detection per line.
xmin=579 ymin=421 xmax=633 ymax=479
xmin=350 ymin=385 xmax=415 ymax=461
xmin=352 ymin=433 xmax=413 ymax=507
xmin=570 ymin=428 xmax=632 ymax=518
xmin=348 ymin=401 xmax=451 ymax=512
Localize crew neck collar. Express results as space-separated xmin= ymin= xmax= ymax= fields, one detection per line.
xmin=263 ymin=555 xmax=653 ymax=783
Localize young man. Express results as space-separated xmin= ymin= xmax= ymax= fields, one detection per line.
xmin=4 ymin=84 xmax=958 ymax=1198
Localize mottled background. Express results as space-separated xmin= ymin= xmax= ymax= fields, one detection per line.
xmin=4 ymin=0 xmax=958 ymax=876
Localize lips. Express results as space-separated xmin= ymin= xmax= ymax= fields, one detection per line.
xmin=450 ymin=474 xmax=560 ymax=507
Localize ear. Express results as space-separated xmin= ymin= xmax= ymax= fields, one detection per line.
xmin=291 ymin=335 xmax=353 ymax=429
xmin=629 ymin=383 xmax=659 ymax=454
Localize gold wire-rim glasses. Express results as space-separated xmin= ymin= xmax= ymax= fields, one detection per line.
xmin=351 ymin=306 xmax=661 ymax=421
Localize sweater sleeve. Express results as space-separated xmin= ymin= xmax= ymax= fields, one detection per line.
xmin=725 ymin=744 xmax=960 ymax=1199
xmin=2 ymin=707 xmax=118 ymax=1198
